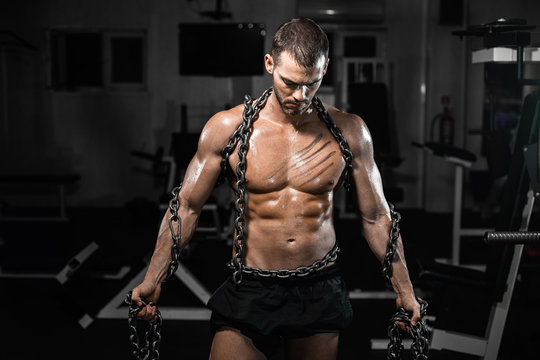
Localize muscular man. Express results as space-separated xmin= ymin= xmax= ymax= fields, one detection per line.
xmin=132 ymin=18 xmax=421 ymax=360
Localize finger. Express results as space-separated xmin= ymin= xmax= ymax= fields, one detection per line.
xmin=131 ymin=290 xmax=142 ymax=307
xmin=137 ymin=307 xmax=147 ymax=319
xmin=395 ymin=321 xmax=408 ymax=332
xmin=144 ymin=305 xmax=153 ymax=319
xmin=411 ymin=309 xmax=422 ymax=327
xmin=145 ymin=305 xmax=157 ymax=321
xmin=142 ymin=312 xmax=152 ymax=321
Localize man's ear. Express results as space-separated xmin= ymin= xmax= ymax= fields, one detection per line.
xmin=323 ymin=58 xmax=329 ymax=76
xmin=264 ymin=54 xmax=274 ymax=74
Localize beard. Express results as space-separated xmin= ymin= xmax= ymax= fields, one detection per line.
xmin=273 ymin=86 xmax=310 ymax=116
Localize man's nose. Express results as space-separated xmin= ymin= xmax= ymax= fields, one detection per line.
xmin=292 ymin=86 xmax=308 ymax=102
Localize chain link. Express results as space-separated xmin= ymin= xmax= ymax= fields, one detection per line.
xmin=223 ymin=89 xmax=273 ymax=284
xmin=228 ymin=244 xmax=340 ymax=278
xmin=382 ymin=204 xmax=401 ymax=284
xmin=311 ymin=97 xmax=354 ymax=192
xmin=165 ymin=184 xmax=183 ymax=282
xmin=125 ymin=291 xmax=163 ymax=360
xmin=383 ymin=204 xmax=430 ymax=360
xmin=125 ymin=185 xmax=184 ymax=359
xmin=222 ymin=89 xmax=354 ymax=282
xmin=387 ymin=299 xmax=429 ymax=360
xmin=124 ymin=89 xmax=359 ymax=358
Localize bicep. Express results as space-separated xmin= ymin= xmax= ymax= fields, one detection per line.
xmin=347 ymin=118 xmax=389 ymax=221
xmin=178 ymin=148 xmax=222 ymax=213
xmin=351 ymin=151 xmax=389 ymax=221
xmin=177 ymin=112 xmax=237 ymax=212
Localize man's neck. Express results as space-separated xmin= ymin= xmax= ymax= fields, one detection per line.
xmin=266 ymin=92 xmax=316 ymax=128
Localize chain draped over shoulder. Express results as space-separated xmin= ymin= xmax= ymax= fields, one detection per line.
xmin=218 ymin=87 xmax=354 ymax=284
xmin=124 ymin=88 xmax=430 ymax=360
xmin=219 ymin=88 xmax=353 ymax=190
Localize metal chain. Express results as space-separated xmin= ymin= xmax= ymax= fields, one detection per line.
xmin=226 ymin=88 xmax=273 ymax=284
xmin=222 ymin=90 xmax=354 ymax=282
xmin=387 ymin=299 xmax=429 ymax=360
xmin=220 ymin=88 xmax=273 ymax=179
xmin=227 ymin=244 xmax=340 ymax=278
xmin=165 ymin=184 xmax=183 ymax=282
xmin=382 ymin=203 xmax=401 ymax=284
xmin=125 ymin=185 xmax=183 ymax=360
xmin=311 ymin=97 xmax=354 ymax=192
xmin=383 ymin=204 xmax=430 ymax=360
xmin=125 ymin=292 xmax=163 ymax=360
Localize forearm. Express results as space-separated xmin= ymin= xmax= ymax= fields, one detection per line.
xmin=143 ymin=204 xmax=200 ymax=285
xmin=386 ymin=237 xmax=415 ymax=297
xmin=363 ymin=218 xmax=415 ymax=298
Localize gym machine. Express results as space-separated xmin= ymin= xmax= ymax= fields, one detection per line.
xmin=419 ymin=18 xmax=539 ymax=359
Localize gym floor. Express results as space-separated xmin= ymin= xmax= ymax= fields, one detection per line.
xmin=0 ymin=204 xmax=538 ymax=359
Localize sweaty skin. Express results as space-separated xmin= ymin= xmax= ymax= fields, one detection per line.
xmin=229 ymin=104 xmax=343 ymax=270
xmin=131 ymin=50 xmax=420 ymax=346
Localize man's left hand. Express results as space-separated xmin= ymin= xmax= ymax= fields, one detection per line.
xmin=395 ymin=294 xmax=421 ymax=331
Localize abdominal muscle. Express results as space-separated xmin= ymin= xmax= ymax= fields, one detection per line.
xmin=239 ymin=187 xmax=337 ymax=270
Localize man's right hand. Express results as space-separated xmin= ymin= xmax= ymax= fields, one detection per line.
xmin=131 ymin=281 xmax=162 ymax=322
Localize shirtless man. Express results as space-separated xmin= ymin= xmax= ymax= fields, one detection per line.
xmin=131 ymin=18 xmax=421 ymax=360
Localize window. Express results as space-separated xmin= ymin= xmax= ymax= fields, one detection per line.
xmin=50 ymin=29 xmax=146 ymax=91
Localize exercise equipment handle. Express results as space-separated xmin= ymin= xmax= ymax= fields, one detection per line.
xmin=484 ymin=231 xmax=540 ymax=244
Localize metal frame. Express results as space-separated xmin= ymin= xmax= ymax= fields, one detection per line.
xmin=79 ymin=150 xmax=232 ymax=328
xmin=81 ymin=261 xmax=212 ymax=329
xmin=450 ymin=158 xmax=493 ymax=266
xmin=82 ymin=154 xmax=215 ymax=326
xmin=0 ymin=240 xmax=99 ymax=281
xmin=369 ymin=189 xmax=535 ymax=357
xmin=415 ymin=148 xmax=493 ymax=266
xmin=430 ymin=188 xmax=535 ymax=359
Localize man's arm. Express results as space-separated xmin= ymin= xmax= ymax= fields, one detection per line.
xmin=131 ymin=107 xmax=242 ymax=317
xmin=338 ymin=110 xmax=421 ymax=325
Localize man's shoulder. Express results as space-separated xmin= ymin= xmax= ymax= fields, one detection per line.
xmin=202 ymin=105 xmax=245 ymax=140
xmin=323 ymin=103 xmax=372 ymax=153
xmin=207 ymin=104 xmax=244 ymax=131
xmin=197 ymin=105 xmax=244 ymax=154
xmin=325 ymin=104 xmax=366 ymax=133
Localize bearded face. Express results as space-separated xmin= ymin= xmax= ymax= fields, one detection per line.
xmin=265 ymin=51 xmax=328 ymax=116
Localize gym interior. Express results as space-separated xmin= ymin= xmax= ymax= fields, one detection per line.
xmin=1 ymin=1 xmax=540 ymax=359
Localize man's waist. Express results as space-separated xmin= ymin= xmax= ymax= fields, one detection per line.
xmin=227 ymin=242 xmax=340 ymax=279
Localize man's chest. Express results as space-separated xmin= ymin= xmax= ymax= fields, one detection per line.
xmin=228 ymin=123 xmax=346 ymax=194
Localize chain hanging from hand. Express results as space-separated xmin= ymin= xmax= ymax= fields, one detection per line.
xmin=383 ymin=203 xmax=430 ymax=360
xmin=125 ymin=185 xmax=184 ymax=360
xmin=125 ymin=293 xmax=163 ymax=360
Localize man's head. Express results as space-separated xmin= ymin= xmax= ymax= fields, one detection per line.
xmin=265 ymin=18 xmax=329 ymax=116
xmin=271 ymin=18 xmax=329 ymax=68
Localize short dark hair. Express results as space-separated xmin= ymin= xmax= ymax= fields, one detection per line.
xmin=271 ymin=18 xmax=329 ymax=68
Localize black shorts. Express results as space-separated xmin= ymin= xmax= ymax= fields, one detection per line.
xmin=207 ymin=265 xmax=353 ymax=358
